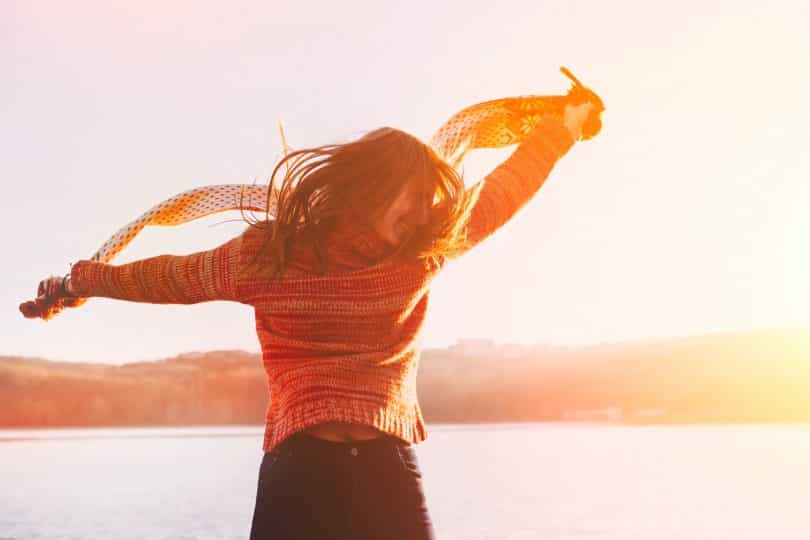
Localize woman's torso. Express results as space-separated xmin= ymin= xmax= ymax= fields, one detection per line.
xmin=243 ymin=219 xmax=438 ymax=448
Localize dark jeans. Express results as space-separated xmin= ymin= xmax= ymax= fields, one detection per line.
xmin=249 ymin=431 xmax=437 ymax=540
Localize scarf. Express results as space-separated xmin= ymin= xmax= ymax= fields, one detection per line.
xmin=21 ymin=67 xmax=603 ymax=320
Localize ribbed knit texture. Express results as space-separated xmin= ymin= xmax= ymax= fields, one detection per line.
xmin=70 ymin=118 xmax=575 ymax=452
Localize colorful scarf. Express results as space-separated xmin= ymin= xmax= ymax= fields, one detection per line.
xmin=21 ymin=67 xmax=603 ymax=320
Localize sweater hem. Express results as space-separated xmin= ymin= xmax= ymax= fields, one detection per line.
xmin=261 ymin=403 xmax=428 ymax=453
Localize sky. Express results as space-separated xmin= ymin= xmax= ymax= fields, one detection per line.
xmin=2 ymin=0 xmax=809 ymax=364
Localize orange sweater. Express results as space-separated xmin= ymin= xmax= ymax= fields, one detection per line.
xmin=69 ymin=118 xmax=575 ymax=452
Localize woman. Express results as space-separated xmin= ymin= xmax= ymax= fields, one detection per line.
xmin=36 ymin=101 xmax=596 ymax=539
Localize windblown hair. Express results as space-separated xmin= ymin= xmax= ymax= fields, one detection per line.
xmin=238 ymin=127 xmax=481 ymax=281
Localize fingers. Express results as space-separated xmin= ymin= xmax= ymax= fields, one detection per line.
xmin=37 ymin=276 xmax=63 ymax=299
xmin=563 ymin=103 xmax=592 ymax=121
xmin=569 ymin=102 xmax=596 ymax=114
xmin=566 ymin=101 xmax=596 ymax=112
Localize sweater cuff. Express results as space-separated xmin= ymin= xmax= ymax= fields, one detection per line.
xmin=70 ymin=260 xmax=104 ymax=298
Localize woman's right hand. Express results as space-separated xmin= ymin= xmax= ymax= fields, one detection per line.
xmin=563 ymin=102 xmax=597 ymax=142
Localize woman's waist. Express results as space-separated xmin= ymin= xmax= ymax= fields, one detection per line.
xmin=272 ymin=426 xmax=408 ymax=462
xmin=301 ymin=421 xmax=388 ymax=442
xmin=260 ymin=394 xmax=428 ymax=453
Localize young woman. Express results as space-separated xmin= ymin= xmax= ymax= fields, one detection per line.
xmin=36 ymin=101 xmax=596 ymax=539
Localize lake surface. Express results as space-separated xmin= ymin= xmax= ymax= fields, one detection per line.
xmin=1 ymin=423 xmax=809 ymax=539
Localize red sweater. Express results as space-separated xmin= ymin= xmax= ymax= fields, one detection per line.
xmin=69 ymin=119 xmax=575 ymax=452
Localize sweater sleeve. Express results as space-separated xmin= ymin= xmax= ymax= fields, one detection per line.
xmin=460 ymin=116 xmax=576 ymax=253
xmin=68 ymin=232 xmax=246 ymax=304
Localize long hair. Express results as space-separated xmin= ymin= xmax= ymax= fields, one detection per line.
xmin=239 ymin=127 xmax=481 ymax=281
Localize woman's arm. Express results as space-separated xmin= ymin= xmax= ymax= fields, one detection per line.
xmin=67 ymin=232 xmax=246 ymax=304
xmin=460 ymin=112 xmax=582 ymax=253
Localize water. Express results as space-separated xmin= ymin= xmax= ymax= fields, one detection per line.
xmin=2 ymin=423 xmax=809 ymax=539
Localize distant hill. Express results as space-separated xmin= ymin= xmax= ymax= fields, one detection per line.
xmin=2 ymin=327 xmax=809 ymax=428
xmin=0 ymin=350 xmax=267 ymax=428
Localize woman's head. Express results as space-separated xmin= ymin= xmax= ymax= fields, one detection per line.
xmin=241 ymin=126 xmax=478 ymax=279
xmin=358 ymin=127 xmax=449 ymax=248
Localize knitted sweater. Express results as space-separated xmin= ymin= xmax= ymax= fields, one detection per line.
xmin=69 ymin=118 xmax=575 ymax=452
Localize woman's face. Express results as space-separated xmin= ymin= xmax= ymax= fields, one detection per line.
xmin=371 ymin=176 xmax=431 ymax=247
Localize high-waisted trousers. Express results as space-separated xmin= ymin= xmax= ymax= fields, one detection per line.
xmin=248 ymin=430 xmax=437 ymax=540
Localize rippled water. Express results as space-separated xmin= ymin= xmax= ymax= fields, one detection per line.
xmin=2 ymin=423 xmax=809 ymax=539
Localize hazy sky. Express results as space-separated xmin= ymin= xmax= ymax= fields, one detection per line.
xmin=3 ymin=0 xmax=808 ymax=364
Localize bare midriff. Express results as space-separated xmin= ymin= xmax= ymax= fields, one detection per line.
xmin=302 ymin=421 xmax=387 ymax=442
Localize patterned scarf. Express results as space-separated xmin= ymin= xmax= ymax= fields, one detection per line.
xmin=21 ymin=67 xmax=603 ymax=320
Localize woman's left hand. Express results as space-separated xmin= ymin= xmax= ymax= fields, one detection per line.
xmin=37 ymin=275 xmax=67 ymax=300
xmin=20 ymin=272 xmax=85 ymax=320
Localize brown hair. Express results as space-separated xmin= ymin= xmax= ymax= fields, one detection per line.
xmin=238 ymin=126 xmax=481 ymax=281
